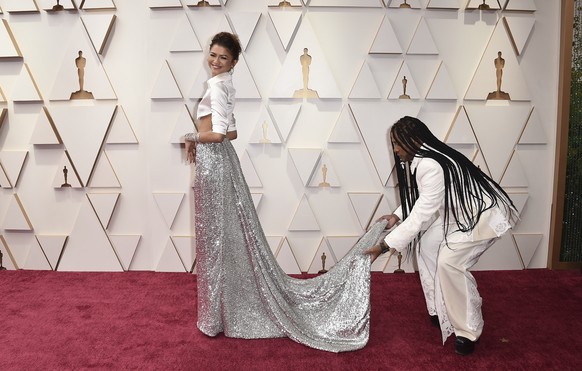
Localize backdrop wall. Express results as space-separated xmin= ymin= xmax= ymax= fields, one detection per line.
xmin=0 ymin=0 xmax=558 ymax=273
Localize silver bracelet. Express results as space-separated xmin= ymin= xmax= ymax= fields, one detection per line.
xmin=185 ymin=132 xmax=200 ymax=142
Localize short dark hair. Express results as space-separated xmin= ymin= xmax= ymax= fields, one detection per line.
xmin=210 ymin=32 xmax=242 ymax=61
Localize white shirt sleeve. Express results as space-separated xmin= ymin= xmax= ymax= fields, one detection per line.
xmin=209 ymin=81 xmax=230 ymax=135
xmin=385 ymin=158 xmax=444 ymax=251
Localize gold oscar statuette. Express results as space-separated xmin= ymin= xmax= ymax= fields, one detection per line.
xmin=487 ymin=51 xmax=511 ymax=100
xmin=399 ymin=0 xmax=411 ymax=8
xmin=278 ymin=1 xmax=292 ymax=7
xmin=318 ymin=164 xmax=330 ymax=187
xmin=318 ymin=252 xmax=328 ymax=274
xmin=478 ymin=0 xmax=491 ymax=10
xmin=70 ymin=51 xmax=94 ymax=100
xmin=399 ymin=76 xmax=410 ymax=99
xmin=61 ymin=166 xmax=72 ymax=188
xmin=293 ymin=48 xmax=319 ymax=99
xmin=393 ymin=252 xmax=405 ymax=273
xmin=259 ymin=121 xmax=271 ymax=143
xmin=52 ymin=0 xmax=64 ymax=11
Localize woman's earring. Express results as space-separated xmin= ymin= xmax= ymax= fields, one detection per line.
xmin=229 ymin=68 xmax=234 ymax=75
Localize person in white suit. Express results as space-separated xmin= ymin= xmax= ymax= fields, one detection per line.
xmin=367 ymin=116 xmax=518 ymax=355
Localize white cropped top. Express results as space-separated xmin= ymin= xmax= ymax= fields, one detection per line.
xmin=196 ymin=72 xmax=237 ymax=135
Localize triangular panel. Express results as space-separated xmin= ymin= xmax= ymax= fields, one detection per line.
xmin=232 ymin=55 xmax=261 ymax=99
xmin=170 ymin=14 xmax=202 ymax=53
xmin=513 ymin=233 xmax=542 ymax=269
xmin=465 ymin=104 xmax=530 ymax=181
xmin=288 ymin=148 xmax=322 ymax=186
xmin=36 ymin=235 xmax=68 ymax=270
xmin=445 ymin=106 xmax=477 ymax=144
xmin=171 ymin=236 xmax=196 ymax=272
xmin=87 ymin=192 xmax=120 ymax=230
xmin=503 ymin=16 xmax=535 ymax=56
xmin=407 ymin=18 xmax=439 ymax=55
xmin=107 ymin=106 xmax=138 ymax=144
xmin=349 ymin=61 xmax=382 ymax=99
xmin=500 ymin=150 xmax=529 ymax=188
xmin=327 ymin=105 xmax=361 ymax=143
xmin=57 ymin=197 xmax=123 ymax=271
xmin=426 ymin=61 xmax=457 ymax=100
xmin=153 ymin=192 xmax=185 ymax=229
xmin=31 ymin=107 xmax=61 ymax=145
xmin=170 ymin=105 xmax=197 ymax=144
xmin=228 ymin=12 xmax=261 ymax=51
xmin=351 ymin=101 xmax=422 ymax=185
xmin=326 ymin=235 xmax=360 ymax=262
xmin=156 ymin=239 xmax=186 ymax=272
xmin=268 ymin=9 xmax=302 ymax=51
xmin=24 ymin=238 xmax=52 ymax=270
xmin=268 ymin=102 xmax=302 ymax=142
xmin=50 ymin=104 xmax=117 ymax=186
xmin=308 ymin=152 xmax=340 ymax=188
xmin=288 ymin=194 xmax=321 ymax=231
xmin=12 ymin=64 xmax=43 ymax=102
xmin=81 ymin=13 xmax=116 ymax=54
xmin=276 ymin=238 xmax=302 ymax=274
xmin=388 ymin=62 xmax=420 ymax=100
xmin=0 ymin=150 xmax=28 ymax=187
xmin=519 ymin=107 xmax=546 ymax=144
xmin=248 ymin=107 xmax=282 ymax=144
xmin=0 ymin=19 xmax=23 ymax=58
xmin=109 ymin=235 xmax=141 ymax=271
xmin=504 ymin=0 xmax=536 ymax=11
xmin=369 ymin=15 xmax=402 ymax=54
xmin=2 ymin=194 xmax=33 ymax=231
xmin=240 ymin=151 xmax=263 ymax=188
xmin=151 ymin=60 xmax=183 ymax=99
xmin=348 ymin=192 xmax=382 ymax=230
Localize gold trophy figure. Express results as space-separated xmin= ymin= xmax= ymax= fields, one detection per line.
xmin=399 ymin=0 xmax=411 ymax=8
xmin=61 ymin=166 xmax=72 ymax=188
xmin=487 ymin=51 xmax=510 ymax=100
xmin=399 ymin=76 xmax=410 ymax=99
xmin=259 ymin=121 xmax=271 ymax=143
xmin=393 ymin=252 xmax=405 ymax=273
xmin=52 ymin=0 xmax=64 ymax=11
xmin=318 ymin=252 xmax=328 ymax=274
xmin=318 ymin=164 xmax=330 ymax=187
xmin=278 ymin=1 xmax=292 ymax=6
xmin=70 ymin=51 xmax=94 ymax=99
xmin=293 ymin=48 xmax=319 ymax=98
xmin=478 ymin=0 xmax=491 ymax=10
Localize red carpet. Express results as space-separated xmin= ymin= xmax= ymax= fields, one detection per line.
xmin=1 ymin=269 xmax=580 ymax=370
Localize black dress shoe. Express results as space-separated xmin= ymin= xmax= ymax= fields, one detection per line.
xmin=455 ymin=336 xmax=476 ymax=355
xmin=430 ymin=315 xmax=439 ymax=327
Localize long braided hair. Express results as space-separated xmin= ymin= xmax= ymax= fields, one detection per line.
xmin=390 ymin=116 xmax=518 ymax=243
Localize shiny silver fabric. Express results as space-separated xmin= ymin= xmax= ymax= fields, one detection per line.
xmin=194 ymin=139 xmax=387 ymax=352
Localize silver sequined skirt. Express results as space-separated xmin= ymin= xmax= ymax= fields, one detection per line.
xmin=194 ymin=139 xmax=387 ymax=352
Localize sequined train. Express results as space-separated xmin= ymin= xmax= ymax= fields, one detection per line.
xmin=194 ymin=139 xmax=387 ymax=353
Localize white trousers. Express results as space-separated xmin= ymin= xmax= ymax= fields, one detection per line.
xmin=435 ymin=238 xmax=496 ymax=341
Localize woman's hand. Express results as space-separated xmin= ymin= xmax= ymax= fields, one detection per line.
xmin=185 ymin=141 xmax=196 ymax=164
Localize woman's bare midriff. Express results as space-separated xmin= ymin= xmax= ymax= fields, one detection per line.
xmin=198 ymin=114 xmax=212 ymax=133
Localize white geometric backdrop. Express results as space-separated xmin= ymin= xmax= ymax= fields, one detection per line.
xmin=0 ymin=0 xmax=558 ymax=273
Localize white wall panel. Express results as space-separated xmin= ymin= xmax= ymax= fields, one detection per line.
xmin=0 ymin=0 xmax=560 ymax=272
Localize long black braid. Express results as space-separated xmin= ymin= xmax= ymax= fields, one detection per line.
xmin=390 ymin=116 xmax=518 ymax=244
